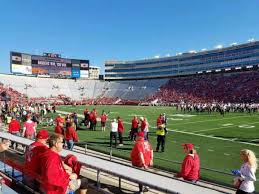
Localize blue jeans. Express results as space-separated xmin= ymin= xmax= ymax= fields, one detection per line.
xmin=66 ymin=140 xmax=74 ymax=150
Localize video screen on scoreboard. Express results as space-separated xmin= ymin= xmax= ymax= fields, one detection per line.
xmin=10 ymin=52 xmax=89 ymax=78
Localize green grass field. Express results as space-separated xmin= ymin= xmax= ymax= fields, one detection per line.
xmin=46 ymin=105 xmax=259 ymax=190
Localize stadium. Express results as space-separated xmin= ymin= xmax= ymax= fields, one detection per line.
xmin=0 ymin=38 xmax=258 ymax=194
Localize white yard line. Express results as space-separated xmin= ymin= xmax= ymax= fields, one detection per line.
xmin=250 ymin=139 xmax=259 ymax=142
xmin=193 ymin=121 xmax=259 ymax=133
xmin=172 ymin=115 xmax=256 ymax=126
xmin=167 ymin=129 xmax=259 ymax=147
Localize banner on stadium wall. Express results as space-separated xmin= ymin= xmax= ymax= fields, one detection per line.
xmin=80 ymin=60 xmax=89 ymax=70
xmin=80 ymin=70 xmax=89 ymax=78
xmin=71 ymin=68 xmax=80 ymax=78
xmin=11 ymin=64 xmax=32 ymax=74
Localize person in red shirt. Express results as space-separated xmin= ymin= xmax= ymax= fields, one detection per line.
xmin=40 ymin=134 xmax=87 ymax=194
xmin=8 ymin=116 xmax=21 ymax=149
xmin=175 ymin=143 xmax=200 ymax=182
xmin=55 ymin=114 xmax=64 ymax=127
xmin=156 ymin=114 xmax=163 ymax=127
xmin=130 ymin=115 xmax=139 ymax=141
xmin=64 ymin=122 xmax=79 ymax=150
xmin=89 ymin=110 xmax=97 ymax=131
xmin=82 ymin=108 xmax=90 ymax=127
xmin=131 ymin=132 xmax=153 ymax=193
xmin=8 ymin=116 xmax=21 ymax=135
xmin=24 ymin=129 xmax=49 ymax=189
xmin=22 ymin=114 xmax=36 ymax=140
xmin=139 ymin=117 xmax=147 ymax=132
xmin=117 ymin=116 xmax=124 ymax=146
xmin=100 ymin=112 xmax=108 ymax=132
xmin=55 ymin=121 xmax=64 ymax=135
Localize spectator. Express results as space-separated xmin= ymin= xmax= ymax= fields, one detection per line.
xmin=156 ymin=124 xmax=166 ymax=152
xmin=139 ymin=117 xmax=147 ymax=132
xmin=55 ymin=114 xmax=64 ymax=127
xmin=40 ymin=134 xmax=88 ymax=194
xmin=100 ymin=112 xmax=108 ymax=132
xmin=24 ymin=129 xmax=49 ymax=189
xmin=8 ymin=116 xmax=21 ymax=136
xmin=55 ymin=121 xmax=64 ymax=135
xmin=175 ymin=143 xmax=200 ymax=183
xmin=63 ymin=154 xmax=82 ymax=177
xmin=0 ymin=140 xmax=10 ymax=152
xmin=22 ymin=114 xmax=36 ymax=140
xmin=231 ymin=149 xmax=257 ymax=194
xmin=117 ymin=116 xmax=124 ymax=146
xmin=89 ymin=110 xmax=97 ymax=131
xmin=143 ymin=118 xmax=149 ymax=141
xmin=130 ymin=115 xmax=139 ymax=141
xmin=64 ymin=122 xmax=78 ymax=150
xmin=110 ymin=118 xmax=118 ymax=148
xmin=131 ymin=132 xmax=153 ymax=193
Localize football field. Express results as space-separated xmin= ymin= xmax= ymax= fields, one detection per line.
xmin=55 ymin=105 xmax=259 ymax=190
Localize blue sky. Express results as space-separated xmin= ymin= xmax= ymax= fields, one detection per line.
xmin=0 ymin=0 xmax=259 ymax=74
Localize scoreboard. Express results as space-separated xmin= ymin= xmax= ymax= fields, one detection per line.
xmin=10 ymin=52 xmax=89 ymax=78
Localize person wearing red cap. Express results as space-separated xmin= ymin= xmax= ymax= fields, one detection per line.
xmin=175 ymin=143 xmax=200 ymax=182
xmin=24 ymin=129 xmax=49 ymax=190
xmin=40 ymin=134 xmax=87 ymax=194
xmin=131 ymin=132 xmax=153 ymax=193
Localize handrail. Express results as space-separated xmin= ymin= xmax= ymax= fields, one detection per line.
xmin=0 ymin=131 xmax=231 ymax=194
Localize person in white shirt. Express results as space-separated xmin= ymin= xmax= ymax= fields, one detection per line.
xmin=110 ymin=119 xmax=118 ymax=148
xmin=232 ymin=149 xmax=257 ymax=194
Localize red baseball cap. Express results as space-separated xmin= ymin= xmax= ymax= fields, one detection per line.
xmin=36 ymin=130 xmax=49 ymax=139
xmin=182 ymin=143 xmax=194 ymax=150
xmin=137 ymin=131 xmax=145 ymax=138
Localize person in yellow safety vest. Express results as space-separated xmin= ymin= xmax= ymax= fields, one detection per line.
xmin=156 ymin=124 xmax=166 ymax=152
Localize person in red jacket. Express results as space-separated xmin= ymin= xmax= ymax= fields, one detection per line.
xmin=65 ymin=122 xmax=78 ymax=150
xmin=40 ymin=134 xmax=87 ymax=194
xmin=117 ymin=116 xmax=124 ymax=146
xmin=55 ymin=121 xmax=64 ymax=135
xmin=175 ymin=143 xmax=200 ymax=183
xmin=24 ymin=129 xmax=49 ymax=189
xmin=131 ymin=132 xmax=153 ymax=193
xmin=100 ymin=112 xmax=108 ymax=132
xmin=89 ymin=110 xmax=97 ymax=131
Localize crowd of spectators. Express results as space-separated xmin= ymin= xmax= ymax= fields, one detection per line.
xmin=146 ymin=71 xmax=259 ymax=104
